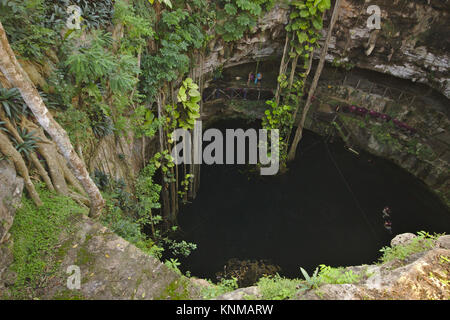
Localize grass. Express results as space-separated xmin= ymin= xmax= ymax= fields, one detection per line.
xmin=257 ymin=274 xmax=301 ymax=300
xmin=378 ymin=231 xmax=443 ymax=264
xmin=200 ymin=277 xmax=239 ymax=300
xmin=7 ymin=183 xmax=87 ymax=298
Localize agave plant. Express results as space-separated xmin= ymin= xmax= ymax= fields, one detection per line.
xmin=0 ymin=121 xmax=9 ymax=133
xmin=0 ymin=87 xmax=28 ymax=121
xmin=11 ymin=128 xmax=41 ymax=159
xmin=299 ymin=267 xmax=321 ymax=290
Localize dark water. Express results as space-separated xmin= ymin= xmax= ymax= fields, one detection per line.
xmin=177 ymin=119 xmax=450 ymax=280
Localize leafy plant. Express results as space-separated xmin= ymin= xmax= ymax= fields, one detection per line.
xmin=176 ymin=78 xmax=202 ymax=130
xmin=8 ymin=183 xmax=87 ymax=298
xmin=215 ymin=0 xmax=274 ymax=42
xmin=0 ymin=0 xmax=57 ymax=61
xmin=316 ymin=265 xmax=362 ymax=285
xmin=201 ymin=277 xmax=239 ymax=300
xmin=257 ymin=274 xmax=301 ymax=300
xmin=44 ymin=0 xmax=115 ymax=30
xmin=11 ymin=128 xmax=41 ymax=159
xmin=0 ymin=87 xmax=28 ymax=121
xmin=165 ymin=258 xmax=182 ymax=275
xmin=378 ymin=231 xmax=443 ymax=264
xmin=262 ymin=100 xmax=294 ymax=169
xmin=299 ymin=267 xmax=321 ymax=289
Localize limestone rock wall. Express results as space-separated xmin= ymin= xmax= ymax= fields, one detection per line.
xmin=0 ymin=160 xmax=23 ymax=244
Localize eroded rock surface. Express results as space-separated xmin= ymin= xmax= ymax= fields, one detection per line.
xmin=39 ymin=215 xmax=200 ymax=300
xmin=0 ymin=160 xmax=23 ymax=244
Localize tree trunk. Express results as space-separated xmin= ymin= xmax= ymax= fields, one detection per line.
xmin=287 ymin=0 xmax=341 ymax=162
xmin=0 ymin=22 xmax=105 ymax=217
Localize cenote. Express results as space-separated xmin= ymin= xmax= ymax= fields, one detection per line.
xmin=175 ymin=118 xmax=450 ymax=281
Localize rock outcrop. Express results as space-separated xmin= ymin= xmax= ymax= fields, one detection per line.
xmin=202 ymin=0 xmax=450 ymax=98
xmin=0 ymin=160 xmax=23 ymax=294
xmin=0 ymin=160 xmax=23 ymax=244
xmin=296 ymin=246 xmax=449 ymax=300
xmin=37 ymin=214 xmax=201 ymax=300
xmin=217 ymin=234 xmax=450 ymax=300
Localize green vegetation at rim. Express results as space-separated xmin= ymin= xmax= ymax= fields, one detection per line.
xmin=7 ymin=183 xmax=87 ymax=299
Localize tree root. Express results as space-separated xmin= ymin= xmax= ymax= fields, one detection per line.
xmin=0 ymin=111 xmax=55 ymax=192
xmin=0 ymin=130 xmax=42 ymax=206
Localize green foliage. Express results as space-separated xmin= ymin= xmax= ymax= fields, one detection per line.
xmin=102 ymin=204 xmax=143 ymax=243
xmin=152 ymin=150 xmax=176 ymax=184
xmin=178 ymin=173 xmax=194 ymax=200
xmin=135 ymin=157 xmax=162 ymax=227
xmin=378 ymin=231 xmax=443 ymax=264
xmin=43 ymin=0 xmax=115 ymax=30
xmin=141 ymin=2 xmax=213 ymax=98
xmin=132 ymin=105 xmax=161 ymax=138
xmin=286 ymin=0 xmax=330 ymax=58
xmin=316 ymin=265 xmax=363 ymax=285
xmin=113 ymin=0 xmax=154 ymax=53
xmin=331 ymin=58 xmax=355 ymax=71
xmin=176 ymin=78 xmax=202 ymax=130
xmin=0 ymin=87 xmax=29 ymax=121
xmin=8 ymin=183 xmax=87 ymax=298
xmin=0 ymin=0 xmax=57 ymax=61
xmin=201 ymin=277 xmax=239 ymax=300
xmin=100 ymin=153 xmax=196 ymax=261
xmin=257 ymin=274 xmax=301 ymax=300
xmin=299 ymin=267 xmax=321 ymax=289
xmin=64 ymin=29 xmax=140 ymax=135
xmin=54 ymin=106 xmax=93 ymax=147
xmin=215 ymin=0 xmax=274 ymax=42
xmin=65 ymin=31 xmax=115 ymax=85
xmin=262 ymin=100 xmax=294 ymax=168
xmin=11 ymin=128 xmax=41 ymax=159
xmin=164 ymin=258 xmax=182 ymax=274
xmin=168 ymin=240 xmax=197 ymax=258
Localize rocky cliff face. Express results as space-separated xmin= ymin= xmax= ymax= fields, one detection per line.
xmin=200 ymin=0 xmax=449 ymax=204
xmin=0 ymin=160 xmax=23 ymax=244
xmin=203 ymin=0 xmax=450 ymax=98
xmin=216 ymin=233 xmax=450 ymax=300
xmin=0 ymin=160 xmax=23 ymax=294
xmin=329 ymin=0 xmax=449 ymax=98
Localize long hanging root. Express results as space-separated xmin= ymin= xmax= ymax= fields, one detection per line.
xmin=0 ymin=130 xmax=42 ymax=206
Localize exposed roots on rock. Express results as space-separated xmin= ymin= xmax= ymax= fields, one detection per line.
xmin=0 ymin=130 xmax=42 ymax=206
xmin=20 ymin=118 xmax=89 ymax=203
xmin=0 ymin=111 xmax=55 ymax=192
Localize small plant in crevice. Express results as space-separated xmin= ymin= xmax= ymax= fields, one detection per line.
xmin=165 ymin=258 xmax=182 ymax=275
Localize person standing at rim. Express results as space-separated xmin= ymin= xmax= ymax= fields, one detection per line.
xmin=255 ymin=72 xmax=262 ymax=87
xmin=247 ymin=72 xmax=255 ymax=86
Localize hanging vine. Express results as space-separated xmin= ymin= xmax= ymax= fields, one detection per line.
xmin=262 ymin=0 xmax=331 ymax=171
